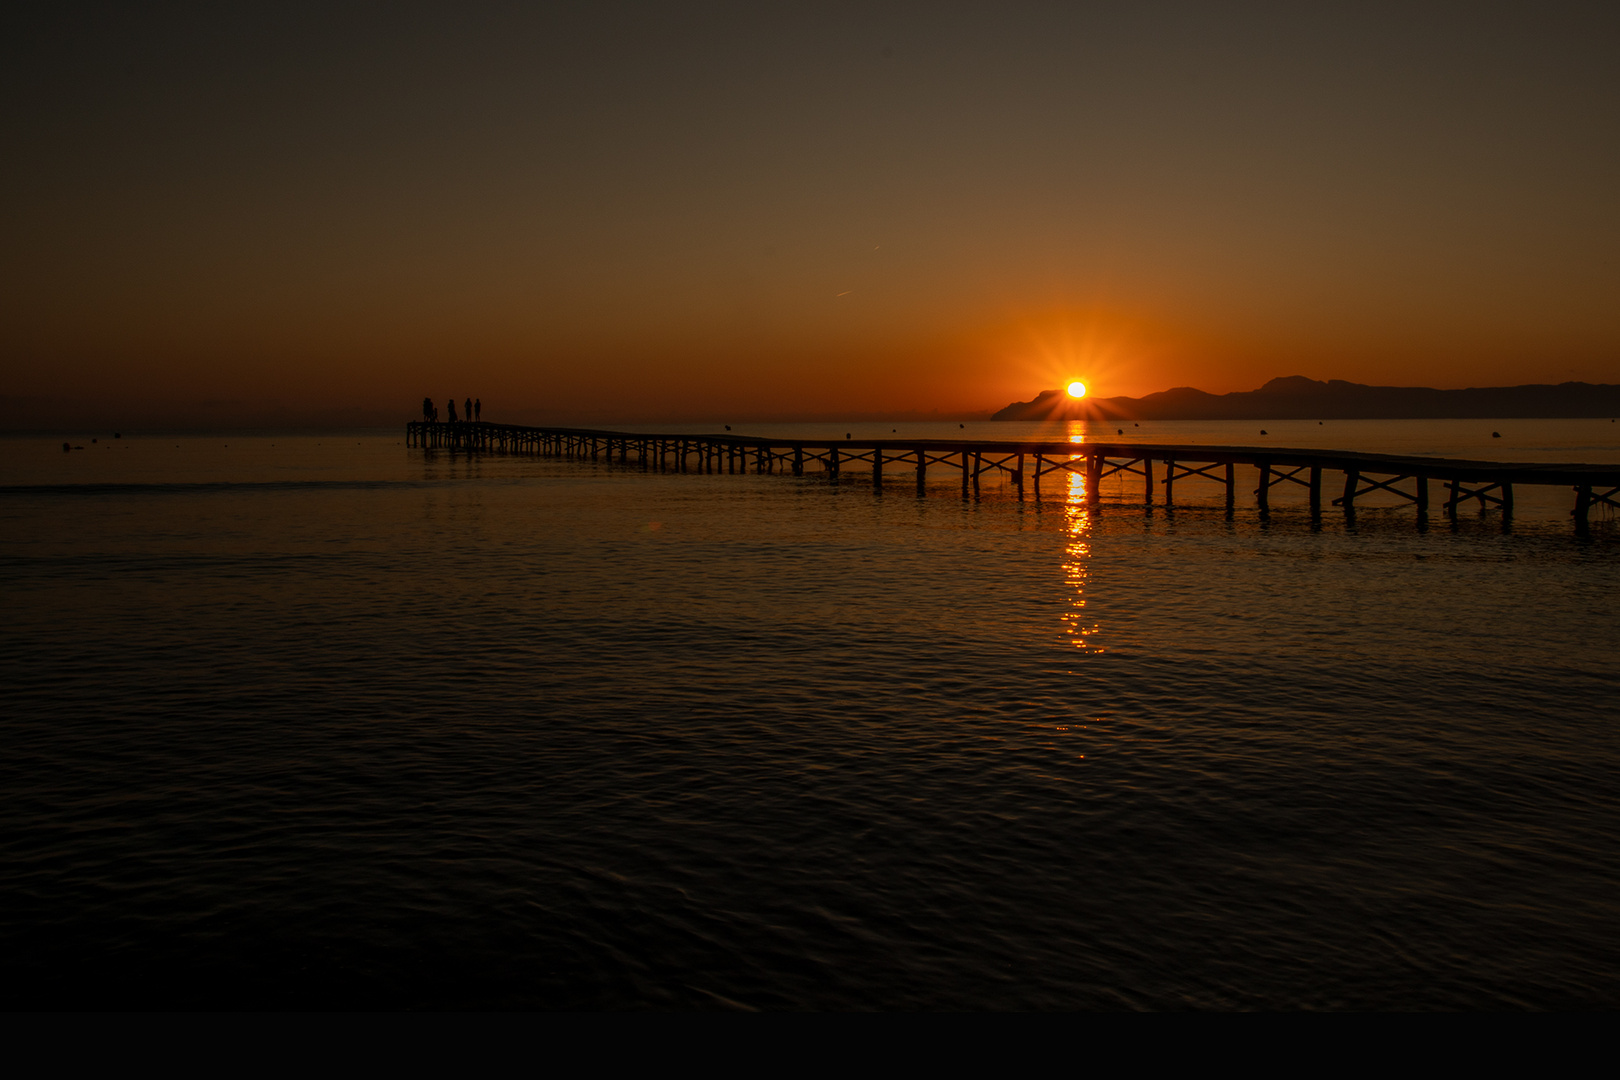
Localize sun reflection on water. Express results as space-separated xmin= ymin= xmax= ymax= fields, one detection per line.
xmin=1061 ymin=438 xmax=1103 ymax=653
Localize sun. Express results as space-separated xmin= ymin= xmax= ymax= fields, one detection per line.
xmin=1067 ymin=381 xmax=1087 ymax=398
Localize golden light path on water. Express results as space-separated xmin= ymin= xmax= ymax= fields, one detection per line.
xmin=1062 ymin=432 xmax=1103 ymax=653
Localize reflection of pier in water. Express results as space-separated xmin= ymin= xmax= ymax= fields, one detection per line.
xmin=407 ymin=421 xmax=1620 ymax=530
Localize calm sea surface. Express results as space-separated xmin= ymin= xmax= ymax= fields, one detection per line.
xmin=3 ymin=419 xmax=1619 ymax=1009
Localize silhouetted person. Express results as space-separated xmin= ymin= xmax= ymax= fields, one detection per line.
xmin=465 ymin=397 xmax=473 ymax=423
xmin=448 ymin=399 xmax=458 ymax=422
xmin=423 ymin=397 xmax=433 ymax=422
xmin=474 ymin=398 xmax=482 ymax=421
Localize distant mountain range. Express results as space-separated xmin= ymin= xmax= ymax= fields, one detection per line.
xmin=992 ymin=376 xmax=1620 ymax=421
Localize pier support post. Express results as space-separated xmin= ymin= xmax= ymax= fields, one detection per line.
xmin=873 ymin=449 xmax=883 ymax=491
xmin=794 ymin=446 xmax=804 ymax=477
xmin=916 ymin=450 xmax=926 ymax=493
xmin=1164 ymin=459 xmax=1176 ymax=507
xmin=1575 ymin=485 xmax=1592 ymax=530
xmin=1342 ymin=470 xmax=1359 ymax=514
xmin=961 ymin=450 xmax=971 ymax=499
xmin=1143 ymin=458 xmax=1154 ymax=506
xmin=1257 ymin=462 xmax=1270 ymax=513
xmin=1014 ymin=453 xmax=1024 ymax=497
xmin=1309 ymin=466 xmax=1322 ymax=516
xmin=1086 ymin=453 xmax=1100 ymax=507
xmin=1225 ymin=462 xmax=1235 ymax=514
xmin=1416 ymin=475 xmax=1428 ymax=516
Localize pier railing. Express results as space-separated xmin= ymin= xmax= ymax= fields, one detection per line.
xmin=406 ymin=421 xmax=1620 ymax=529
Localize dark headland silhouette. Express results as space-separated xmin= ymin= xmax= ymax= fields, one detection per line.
xmin=993 ymin=376 xmax=1620 ymax=421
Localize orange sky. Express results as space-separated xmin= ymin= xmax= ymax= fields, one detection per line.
xmin=4 ymin=5 xmax=1618 ymax=429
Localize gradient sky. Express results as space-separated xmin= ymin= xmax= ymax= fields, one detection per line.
xmin=4 ymin=2 xmax=1618 ymax=427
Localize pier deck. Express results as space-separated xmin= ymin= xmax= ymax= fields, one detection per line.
xmin=406 ymin=421 xmax=1620 ymax=529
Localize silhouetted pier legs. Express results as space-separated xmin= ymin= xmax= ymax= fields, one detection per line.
xmin=1164 ymin=458 xmax=1234 ymax=512
xmin=1443 ymin=479 xmax=1511 ymax=523
xmin=405 ymin=423 xmax=1611 ymax=531
xmin=1575 ymin=485 xmax=1593 ymax=530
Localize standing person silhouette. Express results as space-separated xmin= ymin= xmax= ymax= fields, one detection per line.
xmin=465 ymin=398 xmax=473 ymax=424
xmin=447 ymin=399 xmax=458 ymax=423
xmin=422 ymin=397 xmax=433 ymax=422
xmin=474 ymin=398 xmax=482 ymax=422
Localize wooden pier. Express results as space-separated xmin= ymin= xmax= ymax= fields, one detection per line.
xmin=406 ymin=421 xmax=1620 ymax=529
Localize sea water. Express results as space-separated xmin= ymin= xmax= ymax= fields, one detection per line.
xmin=2 ymin=420 xmax=1618 ymax=1008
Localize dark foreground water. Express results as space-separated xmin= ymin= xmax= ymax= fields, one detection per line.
xmin=3 ymin=421 xmax=1619 ymax=1009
